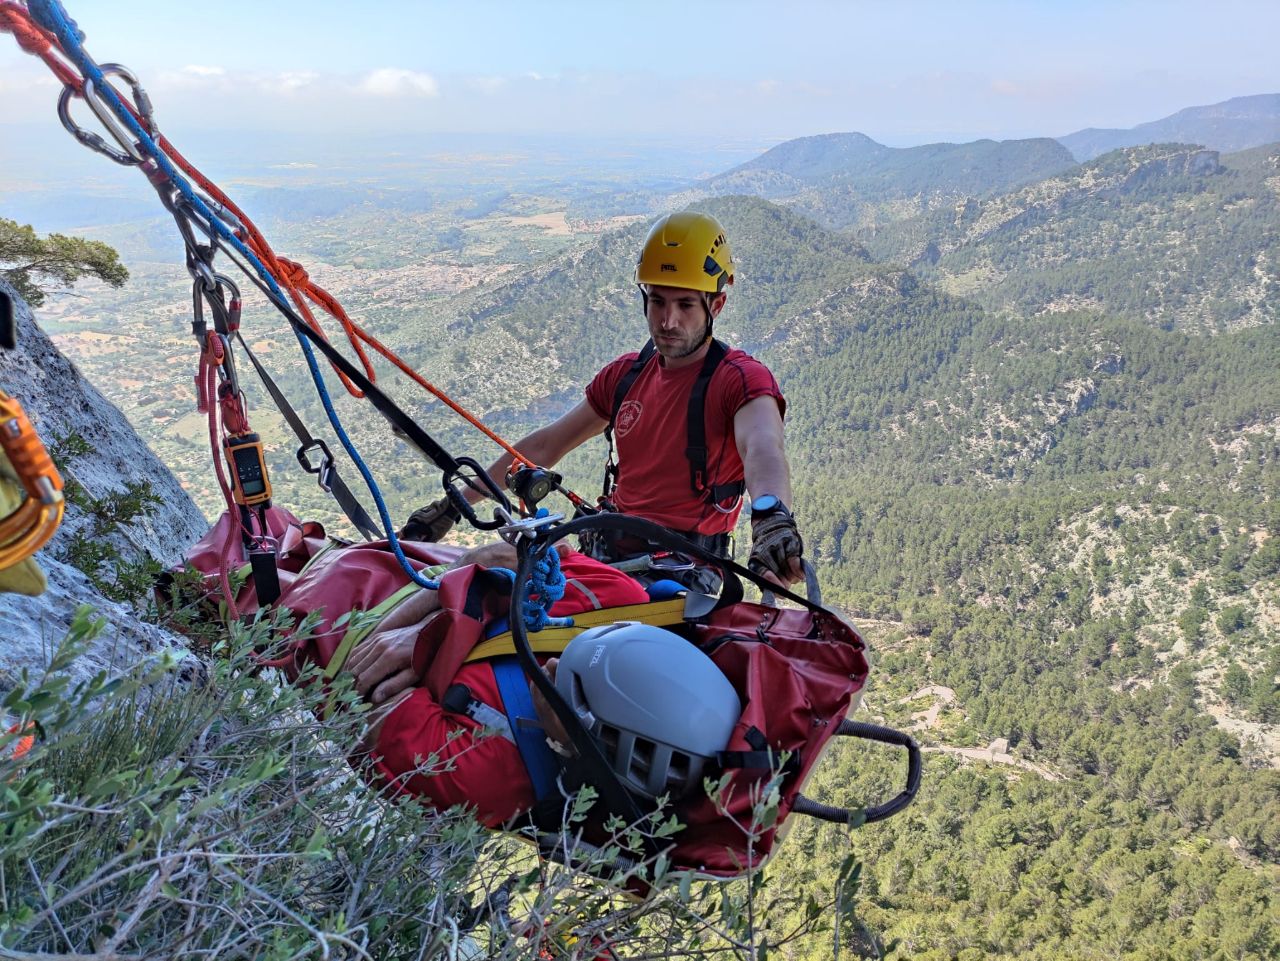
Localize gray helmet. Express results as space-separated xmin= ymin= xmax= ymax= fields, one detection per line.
xmin=556 ymin=622 xmax=741 ymax=800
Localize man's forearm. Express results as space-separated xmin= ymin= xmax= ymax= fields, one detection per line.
xmin=744 ymin=441 xmax=793 ymax=507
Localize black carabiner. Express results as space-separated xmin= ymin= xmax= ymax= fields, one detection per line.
xmin=296 ymin=439 xmax=335 ymax=493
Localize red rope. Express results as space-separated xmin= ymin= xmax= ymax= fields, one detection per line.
xmin=0 ymin=1 xmax=81 ymax=89
xmin=200 ymin=333 xmax=243 ymax=620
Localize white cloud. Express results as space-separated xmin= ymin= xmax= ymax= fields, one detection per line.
xmin=277 ymin=71 xmax=320 ymax=93
xmin=359 ymin=68 xmax=440 ymax=98
xmin=157 ymin=65 xmax=231 ymax=90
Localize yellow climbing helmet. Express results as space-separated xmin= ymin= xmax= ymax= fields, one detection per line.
xmin=634 ymin=211 xmax=735 ymax=294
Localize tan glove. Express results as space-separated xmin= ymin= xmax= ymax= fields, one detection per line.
xmin=397 ymin=496 xmax=461 ymax=542
xmin=749 ymin=508 xmax=804 ymax=585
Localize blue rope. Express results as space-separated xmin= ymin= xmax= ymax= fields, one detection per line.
xmin=30 ymin=0 xmax=440 ymax=590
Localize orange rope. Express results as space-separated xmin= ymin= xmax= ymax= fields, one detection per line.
xmin=155 ymin=136 xmax=537 ymax=469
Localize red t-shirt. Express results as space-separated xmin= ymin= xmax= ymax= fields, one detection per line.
xmin=370 ymin=551 xmax=651 ymax=827
xmin=585 ymin=346 xmax=785 ymax=535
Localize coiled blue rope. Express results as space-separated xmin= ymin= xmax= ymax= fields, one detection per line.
xmin=493 ymin=541 xmax=573 ymax=632
xmin=30 ymin=0 xmax=439 ymax=589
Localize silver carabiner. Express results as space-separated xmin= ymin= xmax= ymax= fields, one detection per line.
xmin=190 ymin=259 xmax=217 ymax=293
xmin=198 ymin=192 xmax=247 ymax=237
xmin=56 ymin=63 xmax=155 ymax=166
xmin=82 ymin=78 xmax=144 ymax=163
xmin=496 ymin=511 xmax=563 ymax=546
xmin=57 ymin=83 xmax=136 ymax=165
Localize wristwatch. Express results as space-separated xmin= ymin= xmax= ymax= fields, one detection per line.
xmin=750 ymin=494 xmax=791 ymax=519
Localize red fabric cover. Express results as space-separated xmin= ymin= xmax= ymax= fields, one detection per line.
xmin=673 ymin=603 xmax=868 ymax=877
xmin=271 ymin=538 xmax=464 ymax=675
xmin=584 ymin=347 xmax=784 ymax=535
xmin=369 ymin=664 xmax=521 ymax=827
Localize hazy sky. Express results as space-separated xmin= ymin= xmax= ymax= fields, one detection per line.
xmin=1 ymin=0 xmax=1277 ymax=146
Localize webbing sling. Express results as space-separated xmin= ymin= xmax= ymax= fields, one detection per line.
xmin=323 ymin=581 xmax=428 ymax=680
xmin=491 ymin=655 xmax=560 ymax=801
xmin=604 ymin=338 xmax=745 ymax=505
xmin=234 ymin=333 xmax=381 ymax=541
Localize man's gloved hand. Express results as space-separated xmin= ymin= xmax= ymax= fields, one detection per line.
xmin=398 ymin=496 xmax=461 ymax=542
xmin=749 ymin=507 xmax=804 ymax=587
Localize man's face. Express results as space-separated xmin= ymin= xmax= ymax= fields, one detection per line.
xmin=644 ymin=284 xmax=725 ymax=360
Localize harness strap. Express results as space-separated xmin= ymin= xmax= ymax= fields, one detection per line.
xmin=602 ymin=340 xmax=656 ymax=498
xmin=491 ymin=655 xmax=560 ymax=802
xmin=686 ymin=339 xmax=744 ymax=503
xmin=717 ymin=725 xmax=802 ymax=777
xmin=323 ymin=581 xmax=429 ymax=679
xmin=604 ymin=338 xmax=744 ymax=504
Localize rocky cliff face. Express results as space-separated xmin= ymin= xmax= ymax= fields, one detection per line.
xmin=0 ymin=277 xmax=206 ymax=687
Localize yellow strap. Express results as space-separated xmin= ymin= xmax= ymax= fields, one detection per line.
xmin=464 ymin=597 xmax=689 ymax=663
xmin=323 ymin=582 xmax=426 ymax=680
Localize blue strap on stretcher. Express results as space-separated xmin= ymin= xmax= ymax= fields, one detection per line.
xmin=491 ymin=655 xmax=560 ymax=801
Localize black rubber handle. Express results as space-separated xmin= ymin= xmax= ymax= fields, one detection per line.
xmin=760 ymin=559 xmax=822 ymax=607
xmin=792 ymin=719 xmax=921 ymax=825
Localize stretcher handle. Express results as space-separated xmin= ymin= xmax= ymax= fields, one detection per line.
xmin=792 ymin=719 xmax=920 ymax=825
xmin=760 ymin=559 xmax=821 ymax=608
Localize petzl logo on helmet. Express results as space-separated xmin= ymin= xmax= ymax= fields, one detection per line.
xmin=615 ymin=400 xmax=642 ymax=438
xmin=661 ymin=263 xmax=677 ymax=272
xmin=589 ymin=644 xmax=606 ymax=667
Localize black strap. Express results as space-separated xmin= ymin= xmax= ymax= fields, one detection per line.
xmin=605 ymin=338 xmax=744 ymax=504
xmin=717 ymin=725 xmax=802 ymax=777
xmin=685 ymin=339 xmax=744 ymax=503
xmin=234 ymin=333 xmax=381 ymax=541
xmin=602 ymin=340 xmax=657 ymax=498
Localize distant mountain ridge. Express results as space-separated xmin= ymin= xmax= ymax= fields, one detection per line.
xmin=678 ymin=133 xmax=1076 ymax=233
xmin=1058 ymin=93 xmax=1280 ymax=161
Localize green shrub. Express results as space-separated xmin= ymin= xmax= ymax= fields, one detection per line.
xmin=2 ymin=608 xmax=851 ymax=959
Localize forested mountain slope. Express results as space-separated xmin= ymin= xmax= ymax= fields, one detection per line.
xmin=410 ymin=195 xmax=874 ymax=419
xmin=863 ymin=142 xmax=1280 ymax=332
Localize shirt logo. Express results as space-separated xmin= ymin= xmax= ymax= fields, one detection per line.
xmin=616 ymin=399 xmax=642 ymax=437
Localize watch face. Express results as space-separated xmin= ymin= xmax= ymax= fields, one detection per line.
xmin=752 ymin=495 xmax=780 ymax=513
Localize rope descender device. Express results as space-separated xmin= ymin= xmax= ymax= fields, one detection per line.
xmin=0 ymin=390 xmax=65 ymax=570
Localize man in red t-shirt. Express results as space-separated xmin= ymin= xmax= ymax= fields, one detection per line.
xmin=401 ymin=211 xmax=804 ymax=588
